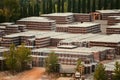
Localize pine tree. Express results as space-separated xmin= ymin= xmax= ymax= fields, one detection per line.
xmin=67 ymin=0 xmax=72 ymax=12
xmin=45 ymin=52 xmax=59 ymax=73
xmin=61 ymin=0 xmax=64 ymax=12
xmin=78 ymin=0 xmax=81 ymax=13
xmin=16 ymin=44 xmax=32 ymax=71
xmin=110 ymin=0 xmax=114 ymax=9
xmin=94 ymin=63 xmax=107 ymax=80
xmin=115 ymin=0 xmax=120 ymax=9
xmin=4 ymin=44 xmax=18 ymax=74
xmin=48 ymin=0 xmax=52 ymax=13
xmin=98 ymin=0 xmax=102 ymax=10
xmin=57 ymin=0 xmax=60 ymax=12
xmin=72 ymin=0 xmax=76 ymax=13
xmin=87 ymin=0 xmax=90 ymax=13
xmin=92 ymin=0 xmax=96 ymax=12
xmin=81 ymin=0 xmax=86 ymax=13
xmin=76 ymin=59 xmax=84 ymax=75
xmin=104 ymin=0 xmax=108 ymax=9
xmin=42 ymin=0 xmax=46 ymax=14
xmin=113 ymin=61 xmax=120 ymax=80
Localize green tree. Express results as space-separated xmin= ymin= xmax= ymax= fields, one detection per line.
xmin=57 ymin=0 xmax=61 ymax=12
xmin=115 ymin=0 xmax=120 ymax=9
xmin=98 ymin=0 xmax=102 ymax=10
xmin=104 ymin=0 xmax=108 ymax=9
xmin=45 ymin=52 xmax=59 ymax=74
xmin=61 ymin=0 xmax=64 ymax=12
xmin=76 ymin=59 xmax=84 ymax=75
xmin=16 ymin=44 xmax=32 ymax=71
xmin=94 ymin=63 xmax=107 ymax=80
xmin=77 ymin=0 xmax=81 ymax=13
xmin=72 ymin=0 xmax=76 ymax=13
xmin=4 ymin=44 xmax=18 ymax=74
xmin=67 ymin=0 xmax=72 ymax=12
xmin=4 ymin=44 xmax=32 ymax=73
xmin=0 ymin=0 xmax=20 ymax=22
xmin=113 ymin=61 xmax=120 ymax=80
xmin=87 ymin=0 xmax=91 ymax=13
xmin=81 ymin=0 xmax=86 ymax=13
xmin=92 ymin=0 xmax=96 ymax=12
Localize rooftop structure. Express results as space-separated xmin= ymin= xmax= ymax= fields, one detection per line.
xmin=96 ymin=9 xmax=120 ymax=20
xmin=108 ymin=16 xmax=120 ymax=25
xmin=74 ymin=13 xmax=93 ymax=22
xmin=106 ymin=24 xmax=120 ymax=34
xmin=56 ymin=22 xmax=101 ymax=33
xmin=41 ymin=13 xmax=74 ymax=24
xmin=16 ymin=17 xmax=56 ymax=30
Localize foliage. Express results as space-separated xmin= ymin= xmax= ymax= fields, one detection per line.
xmin=16 ymin=43 xmax=32 ymax=71
xmin=94 ymin=63 xmax=107 ymax=80
xmin=76 ymin=59 xmax=84 ymax=75
xmin=0 ymin=0 xmax=120 ymax=22
xmin=45 ymin=52 xmax=59 ymax=74
xmin=113 ymin=61 xmax=120 ymax=80
xmin=4 ymin=44 xmax=32 ymax=74
xmin=4 ymin=44 xmax=18 ymax=74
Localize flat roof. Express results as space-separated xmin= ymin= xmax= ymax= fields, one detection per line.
xmin=56 ymin=22 xmax=100 ymax=28
xmin=51 ymin=33 xmax=81 ymax=39
xmin=90 ymin=34 xmax=120 ymax=43
xmin=108 ymin=24 xmax=120 ymax=28
xmin=32 ymin=46 xmax=112 ymax=55
xmin=0 ymin=47 xmax=9 ymax=52
xmin=17 ymin=17 xmax=55 ymax=22
xmin=41 ymin=13 xmax=74 ymax=16
xmin=60 ymin=34 xmax=100 ymax=43
xmin=32 ymin=48 xmax=93 ymax=56
xmin=69 ymin=22 xmax=100 ymax=28
xmin=104 ymin=59 xmax=120 ymax=71
xmin=0 ymin=22 xmax=14 ymax=26
xmin=96 ymin=9 xmax=120 ymax=13
xmin=0 ymin=26 xmax=6 ymax=29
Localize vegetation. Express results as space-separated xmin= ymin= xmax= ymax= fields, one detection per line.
xmin=94 ymin=63 xmax=107 ymax=80
xmin=76 ymin=59 xmax=84 ymax=75
xmin=45 ymin=52 xmax=59 ymax=74
xmin=4 ymin=44 xmax=32 ymax=74
xmin=0 ymin=0 xmax=120 ymax=22
xmin=113 ymin=61 xmax=120 ymax=80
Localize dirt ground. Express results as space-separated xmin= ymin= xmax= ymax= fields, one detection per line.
xmin=0 ymin=67 xmax=45 ymax=80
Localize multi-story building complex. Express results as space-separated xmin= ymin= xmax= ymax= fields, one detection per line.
xmin=96 ymin=10 xmax=120 ymax=20
xmin=0 ymin=47 xmax=9 ymax=70
xmin=108 ymin=16 xmax=120 ymax=25
xmin=74 ymin=13 xmax=93 ymax=22
xmin=16 ymin=17 xmax=56 ymax=30
xmin=89 ymin=34 xmax=120 ymax=55
xmin=41 ymin=13 xmax=74 ymax=24
xmin=56 ymin=22 xmax=101 ymax=33
xmin=106 ymin=24 xmax=120 ymax=34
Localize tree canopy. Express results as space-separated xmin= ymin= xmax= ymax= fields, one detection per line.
xmin=113 ymin=61 xmax=120 ymax=80
xmin=94 ymin=63 xmax=107 ymax=80
xmin=45 ymin=52 xmax=59 ymax=74
xmin=4 ymin=44 xmax=32 ymax=74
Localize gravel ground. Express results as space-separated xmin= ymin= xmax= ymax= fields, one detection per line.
xmin=0 ymin=67 xmax=45 ymax=80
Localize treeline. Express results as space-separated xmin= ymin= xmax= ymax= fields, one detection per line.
xmin=0 ymin=0 xmax=120 ymax=22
